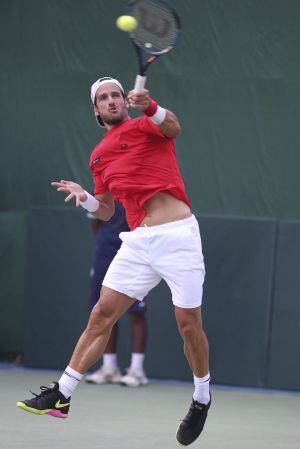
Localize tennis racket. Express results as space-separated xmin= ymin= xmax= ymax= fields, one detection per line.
xmin=125 ymin=0 xmax=181 ymax=91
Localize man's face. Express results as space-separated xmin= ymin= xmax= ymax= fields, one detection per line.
xmin=94 ymin=83 xmax=129 ymax=127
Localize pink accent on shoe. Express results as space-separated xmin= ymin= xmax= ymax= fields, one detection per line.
xmin=46 ymin=410 xmax=68 ymax=419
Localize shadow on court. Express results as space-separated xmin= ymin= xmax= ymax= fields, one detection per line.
xmin=1 ymin=367 xmax=299 ymax=449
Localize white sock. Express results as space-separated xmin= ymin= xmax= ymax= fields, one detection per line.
xmin=130 ymin=353 xmax=145 ymax=371
xmin=193 ymin=372 xmax=211 ymax=405
xmin=102 ymin=353 xmax=118 ymax=370
xmin=58 ymin=366 xmax=83 ymax=398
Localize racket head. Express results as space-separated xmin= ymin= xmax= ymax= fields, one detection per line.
xmin=126 ymin=0 xmax=181 ymax=56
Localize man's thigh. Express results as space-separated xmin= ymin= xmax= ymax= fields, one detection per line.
xmin=152 ymin=217 xmax=205 ymax=308
xmin=94 ymin=286 xmax=136 ymax=320
xmin=103 ymin=241 xmax=161 ymax=301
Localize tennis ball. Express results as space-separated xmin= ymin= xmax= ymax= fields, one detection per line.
xmin=116 ymin=15 xmax=138 ymax=32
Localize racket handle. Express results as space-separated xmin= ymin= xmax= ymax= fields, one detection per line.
xmin=134 ymin=75 xmax=147 ymax=91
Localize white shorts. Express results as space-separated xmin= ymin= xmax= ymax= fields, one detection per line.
xmin=102 ymin=215 xmax=205 ymax=308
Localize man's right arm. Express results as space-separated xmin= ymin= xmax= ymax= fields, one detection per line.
xmin=127 ymin=89 xmax=181 ymax=138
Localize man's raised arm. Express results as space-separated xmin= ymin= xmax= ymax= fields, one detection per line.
xmin=127 ymin=89 xmax=181 ymax=138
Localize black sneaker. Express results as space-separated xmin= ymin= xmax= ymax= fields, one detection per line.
xmin=16 ymin=381 xmax=70 ymax=419
xmin=176 ymin=396 xmax=211 ymax=446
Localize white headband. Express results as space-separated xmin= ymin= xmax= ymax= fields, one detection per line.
xmin=91 ymin=77 xmax=125 ymax=104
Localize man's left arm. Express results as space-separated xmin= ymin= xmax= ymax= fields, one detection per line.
xmin=51 ymin=180 xmax=115 ymax=221
xmin=127 ymin=89 xmax=181 ymax=138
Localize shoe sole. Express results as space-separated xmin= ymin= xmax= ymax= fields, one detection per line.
xmin=85 ymin=379 xmax=121 ymax=385
xmin=16 ymin=402 xmax=68 ymax=419
xmin=175 ymin=426 xmax=188 ymax=446
xmin=119 ymin=380 xmax=149 ymax=387
xmin=175 ymin=424 xmax=206 ymax=446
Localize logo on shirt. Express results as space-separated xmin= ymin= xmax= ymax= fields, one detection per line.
xmin=120 ymin=144 xmax=128 ymax=149
xmin=92 ymin=157 xmax=101 ymax=165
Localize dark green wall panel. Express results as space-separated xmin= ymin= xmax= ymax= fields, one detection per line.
xmin=266 ymin=221 xmax=300 ymax=390
xmin=0 ymin=212 xmax=27 ymax=353
xmin=23 ymin=207 xmax=94 ymax=368
xmin=199 ymin=216 xmax=277 ymax=387
xmin=24 ymin=210 xmax=300 ymax=391
xmin=139 ymin=216 xmax=277 ymax=387
xmin=22 ymin=209 xmax=300 ymax=390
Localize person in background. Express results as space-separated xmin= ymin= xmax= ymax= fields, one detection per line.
xmin=86 ymin=201 xmax=148 ymax=387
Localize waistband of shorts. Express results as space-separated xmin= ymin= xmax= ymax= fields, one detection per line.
xmin=134 ymin=214 xmax=197 ymax=233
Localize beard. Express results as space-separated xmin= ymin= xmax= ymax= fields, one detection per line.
xmin=101 ymin=109 xmax=127 ymax=126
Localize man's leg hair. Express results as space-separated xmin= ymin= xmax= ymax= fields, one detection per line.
xmin=174 ymin=306 xmax=211 ymax=446
xmin=69 ymin=287 xmax=136 ymax=373
xmin=175 ymin=306 xmax=209 ymax=376
xmin=16 ymin=287 xmax=135 ymax=417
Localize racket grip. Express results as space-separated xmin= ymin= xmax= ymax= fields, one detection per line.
xmin=134 ymin=75 xmax=147 ymax=91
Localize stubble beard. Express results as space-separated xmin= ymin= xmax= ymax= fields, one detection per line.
xmin=102 ymin=109 xmax=128 ymax=126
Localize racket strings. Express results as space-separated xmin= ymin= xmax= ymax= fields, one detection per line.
xmin=131 ymin=0 xmax=179 ymax=54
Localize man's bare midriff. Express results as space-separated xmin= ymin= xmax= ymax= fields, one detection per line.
xmin=140 ymin=191 xmax=192 ymax=227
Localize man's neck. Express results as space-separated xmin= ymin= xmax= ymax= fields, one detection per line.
xmin=105 ymin=115 xmax=131 ymax=131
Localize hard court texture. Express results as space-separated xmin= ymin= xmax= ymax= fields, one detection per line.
xmin=0 ymin=367 xmax=299 ymax=449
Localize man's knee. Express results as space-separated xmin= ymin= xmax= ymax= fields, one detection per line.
xmin=178 ymin=321 xmax=200 ymax=341
xmin=175 ymin=307 xmax=203 ymax=340
xmin=87 ymin=301 xmax=116 ymax=335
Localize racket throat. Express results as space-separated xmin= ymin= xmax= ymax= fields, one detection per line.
xmin=134 ymin=74 xmax=147 ymax=91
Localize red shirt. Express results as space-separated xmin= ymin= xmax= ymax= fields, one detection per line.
xmin=89 ymin=116 xmax=191 ymax=230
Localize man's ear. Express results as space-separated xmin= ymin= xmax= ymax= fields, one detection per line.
xmin=93 ymin=104 xmax=99 ymax=116
xmin=92 ymin=104 xmax=105 ymax=128
xmin=125 ymin=99 xmax=129 ymax=109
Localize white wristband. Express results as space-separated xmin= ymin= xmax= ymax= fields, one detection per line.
xmin=80 ymin=191 xmax=99 ymax=212
xmin=150 ymin=105 xmax=167 ymax=125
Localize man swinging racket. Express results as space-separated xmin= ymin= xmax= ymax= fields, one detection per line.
xmin=17 ymin=76 xmax=211 ymax=446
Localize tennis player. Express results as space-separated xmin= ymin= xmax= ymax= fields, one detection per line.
xmin=17 ymin=77 xmax=211 ymax=446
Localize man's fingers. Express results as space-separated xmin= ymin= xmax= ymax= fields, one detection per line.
xmin=51 ymin=180 xmax=72 ymax=186
xmin=129 ymin=99 xmax=148 ymax=105
xmin=129 ymin=100 xmax=149 ymax=110
xmin=51 ymin=180 xmax=69 ymax=185
xmin=64 ymin=193 xmax=74 ymax=203
xmin=75 ymin=195 xmax=81 ymax=207
xmin=129 ymin=97 xmax=149 ymax=104
xmin=57 ymin=187 xmax=70 ymax=193
xmin=128 ymin=88 xmax=149 ymax=98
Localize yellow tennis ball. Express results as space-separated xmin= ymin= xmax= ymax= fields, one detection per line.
xmin=116 ymin=15 xmax=138 ymax=32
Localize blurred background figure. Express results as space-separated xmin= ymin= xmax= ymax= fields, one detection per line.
xmin=85 ymin=201 xmax=148 ymax=387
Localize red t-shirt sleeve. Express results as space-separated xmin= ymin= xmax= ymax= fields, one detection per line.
xmin=136 ymin=116 xmax=170 ymax=139
xmin=93 ymin=170 xmax=107 ymax=195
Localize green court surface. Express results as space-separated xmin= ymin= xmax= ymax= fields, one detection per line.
xmin=1 ymin=368 xmax=299 ymax=449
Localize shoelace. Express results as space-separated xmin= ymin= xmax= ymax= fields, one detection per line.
xmin=182 ymin=403 xmax=205 ymax=424
xmin=29 ymin=385 xmax=53 ymax=398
